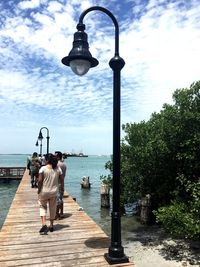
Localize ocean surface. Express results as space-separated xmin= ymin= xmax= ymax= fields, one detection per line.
xmin=0 ymin=154 xmax=140 ymax=238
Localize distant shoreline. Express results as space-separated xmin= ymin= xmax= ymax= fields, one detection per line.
xmin=0 ymin=154 xmax=29 ymax=155
xmin=65 ymin=155 xmax=88 ymax=158
xmin=0 ymin=154 xmax=111 ymax=157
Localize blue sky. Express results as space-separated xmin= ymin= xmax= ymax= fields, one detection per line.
xmin=0 ymin=0 xmax=200 ymax=155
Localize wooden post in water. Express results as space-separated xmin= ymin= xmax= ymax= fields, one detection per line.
xmin=100 ymin=183 xmax=110 ymax=208
xmin=80 ymin=176 xmax=91 ymax=189
xmin=140 ymin=194 xmax=151 ymax=224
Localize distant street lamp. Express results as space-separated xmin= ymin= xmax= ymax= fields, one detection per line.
xmin=35 ymin=139 xmax=42 ymax=155
xmin=37 ymin=127 xmax=50 ymax=154
xmin=62 ymin=6 xmax=128 ymax=265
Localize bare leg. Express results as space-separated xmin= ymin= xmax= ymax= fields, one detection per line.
xmin=55 ymin=205 xmax=60 ymax=219
xmin=60 ymin=203 xmax=64 ymax=217
xmin=41 ymin=216 xmax=46 ymax=226
xmin=50 ymin=219 xmax=54 ymax=228
xmin=39 ymin=216 xmax=48 ymax=234
xmin=38 ymin=199 xmax=48 ymax=234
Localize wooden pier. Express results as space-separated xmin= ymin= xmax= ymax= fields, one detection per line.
xmin=0 ymin=167 xmax=25 ymax=181
xmin=0 ymin=170 xmax=134 ymax=267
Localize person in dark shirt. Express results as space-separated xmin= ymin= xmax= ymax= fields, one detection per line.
xmin=55 ymin=151 xmax=67 ymax=219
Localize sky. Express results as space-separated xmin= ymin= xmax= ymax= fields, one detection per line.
xmin=0 ymin=0 xmax=200 ymax=155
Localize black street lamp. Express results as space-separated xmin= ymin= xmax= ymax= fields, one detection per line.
xmin=37 ymin=127 xmax=50 ymax=154
xmin=62 ymin=6 xmax=128 ymax=265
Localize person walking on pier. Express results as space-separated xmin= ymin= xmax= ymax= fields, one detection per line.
xmin=55 ymin=151 xmax=67 ymax=219
xmin=37 ymin=153 xmax=63 ymax=234
xmin=27 ymin=152 xmax=41 ymax=188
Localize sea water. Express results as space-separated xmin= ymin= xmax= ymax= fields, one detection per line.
xmin=0 ymin=154 xmax=140 ymax=236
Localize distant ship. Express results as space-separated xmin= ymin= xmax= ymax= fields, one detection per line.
xmin=63 ymin=152 xmax=88 ymax=158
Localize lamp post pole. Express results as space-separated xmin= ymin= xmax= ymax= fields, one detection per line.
xmin=38 ymin=127 xmax=50 ymax=155
xmin=35 ymin=139 xmax=39 ymax=154
xmin=62 ymin=6 xmax=128 ymax=264
xmin=40 ymin=139 xmax=43 ymax=155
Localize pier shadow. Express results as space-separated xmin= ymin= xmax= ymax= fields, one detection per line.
xmin=53 ymin=213 xmax=72 ymax=231
xmin=125 ymin=224 xmax=200 ymax=265
xmin=62 ymin=213 xmax=72 ymax=219
xmin=54 ymin=223 xmax=70 ymax=231
xmin=54 ymin=213 xmax=72 ymax=220
xmin=85 ymin=237 xmax=110 ymax=249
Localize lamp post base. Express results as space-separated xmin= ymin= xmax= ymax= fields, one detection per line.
xmin=104 ymin=252 xmax=129 ymax=265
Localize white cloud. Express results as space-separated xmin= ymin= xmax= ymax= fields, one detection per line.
xmin=47 ymin=1 xmax=63 ymax=13
xmin=19 ymin=0 xmax=41 ymax=10
xmin=119 ymin=0 xmax=200 ymax=122
xmin=0 ymin=0 xmax=200 ymax=154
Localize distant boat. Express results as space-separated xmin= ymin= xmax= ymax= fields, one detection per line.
xmin=63 ymin=152 xmax=88 ymax=158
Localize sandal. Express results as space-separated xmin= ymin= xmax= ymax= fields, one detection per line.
xmin=49 ymin=226 xmax=54 ymax=232
xmin=39 ymin=225 xmax=48 ymax=235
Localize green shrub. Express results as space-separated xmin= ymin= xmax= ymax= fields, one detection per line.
xmin=100 ymin=174 xmax=112 ymax=187
xmin=154 ymin=201 xmax=200 ymax=239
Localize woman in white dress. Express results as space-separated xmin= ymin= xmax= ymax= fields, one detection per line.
xmin=37 ymin=153 xmax=63 ymax=234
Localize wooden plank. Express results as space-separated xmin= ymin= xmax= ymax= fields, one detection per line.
xmin=0 ymin=170 xmax=135 ymax=267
